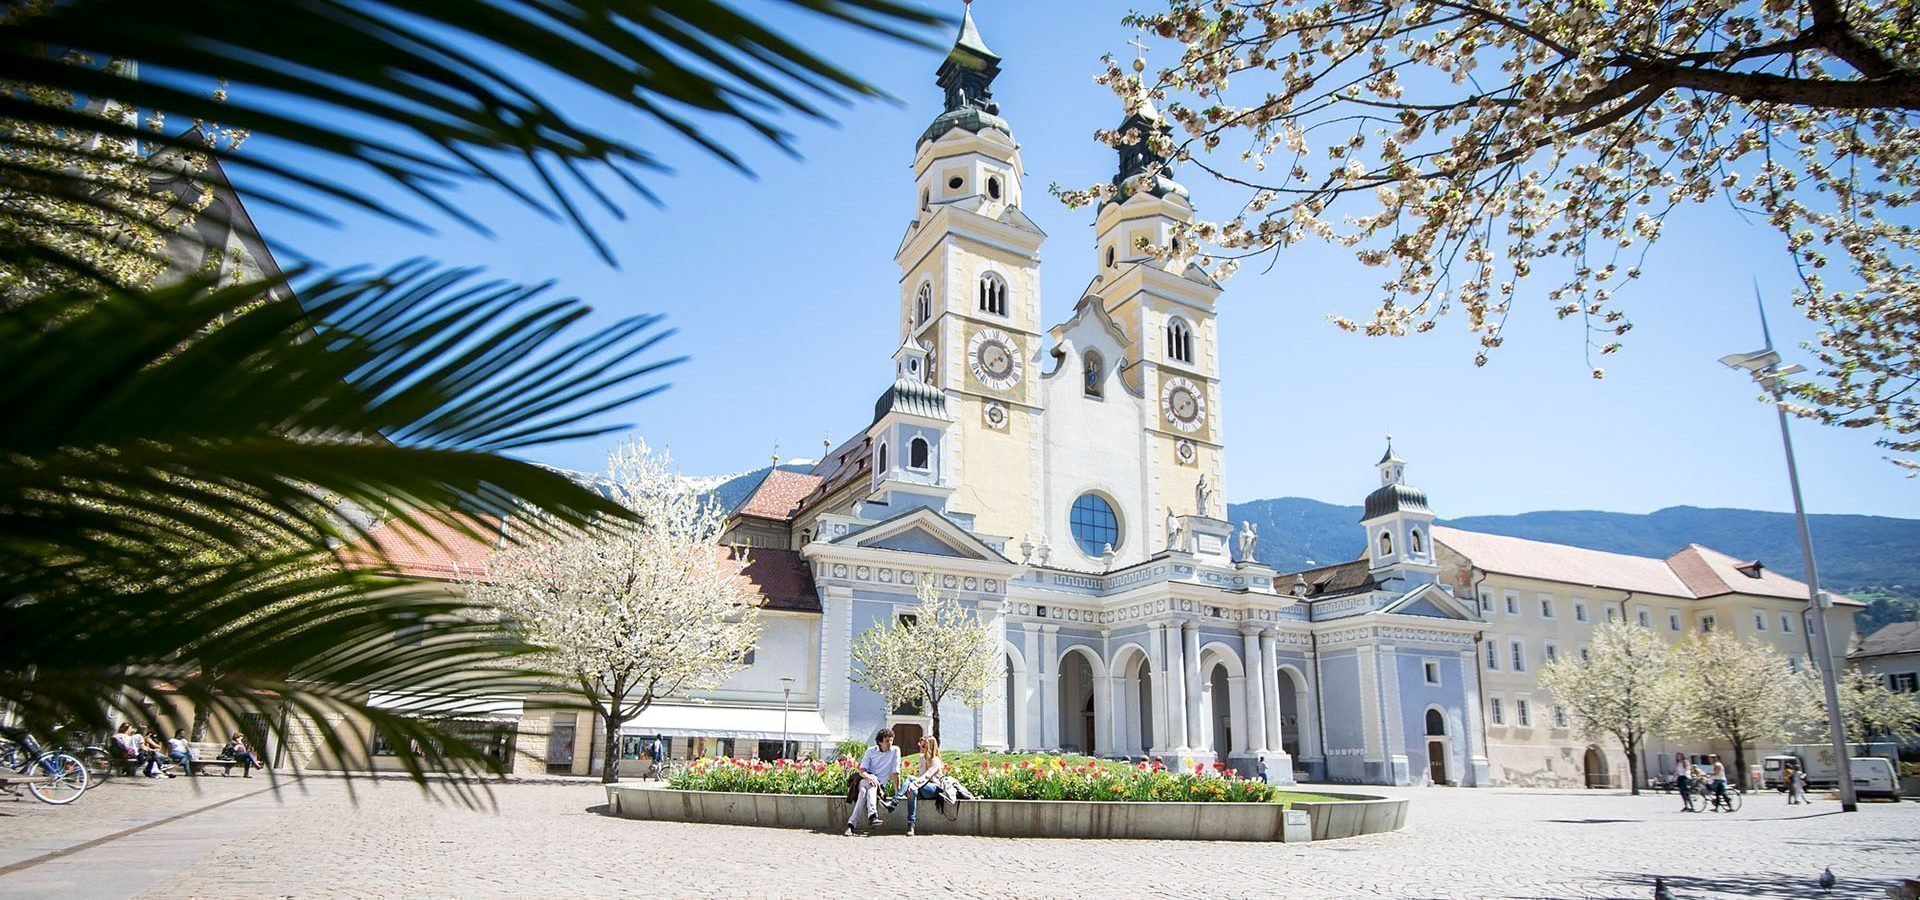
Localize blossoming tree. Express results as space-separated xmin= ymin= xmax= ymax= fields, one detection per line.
xmin=1666 ymin=633 xmax=1819 ymax=788
xmin=849 ymin=581 xmax=1000 ymax=742
xmin=1075 ymin=0 xmax=1920 ymax=466
xmin=1830 ymin=665 xmax=1920 ymax=743
xmin=466 ymin=439 xmax=761 ymax=783
xmin=1538 ymin=620 xmax=1677 ymax=794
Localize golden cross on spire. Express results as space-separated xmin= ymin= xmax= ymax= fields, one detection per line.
xmin=1127 ymin=33 xmax=1150 ymax=73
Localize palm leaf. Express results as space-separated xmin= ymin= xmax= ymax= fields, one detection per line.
xmin=0 ymin=0 xmax=946 ymax=262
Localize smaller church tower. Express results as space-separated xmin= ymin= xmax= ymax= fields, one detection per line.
xmin=1360 ymin=440 xmax=1438 ymax=590
xmin=865 ymin=336 xmax=956 ymax=514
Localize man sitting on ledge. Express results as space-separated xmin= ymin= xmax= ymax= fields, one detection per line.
xmin=844 ymin=728 xmax=900 ymax=836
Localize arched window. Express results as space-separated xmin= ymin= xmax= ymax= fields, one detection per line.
xmin=1379 ymin=531 xmax=1393 ymax=557
xmin=1165 ymin=317 xmax=1193 ymax=364
xmin=920 ymin=187 xmax=930 ymax=211
xmin=914 ymin=283 xmax=932 ymax=326
xmin=1104 ymin=245 xmax=1116 ymax=268
xmin=1083 ymin=350 xmax=1104 ymax=398
xmin=978 ymin=272 xmax=1008 ymax=316
xmin=1410 ymin=529 xmax=1424 ymax=554
xmin=987 ymin=176 xmax=1002 ymax=200
xmin=908 ymin=437 xmax=930 ymax=470
xmin=1425 ymin=708 xmax=1446 ymax=736
xmin=877 ymin=442 xmax=888 ymax=474
xmin=925 ymin=348 xmax=937 ymax=384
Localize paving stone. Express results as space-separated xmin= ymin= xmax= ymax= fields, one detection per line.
xmin=0 ymin=778 xmax=1913 ymax=898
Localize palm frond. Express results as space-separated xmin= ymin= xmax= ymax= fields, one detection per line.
xmin=0 ymin=0 xmax=946 ymax=262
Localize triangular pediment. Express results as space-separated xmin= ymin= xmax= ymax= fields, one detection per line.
xmin=834 ymin=507 xmax=1008 ymax=563
xmin=1381 ymin=583 xmax=1477 ymax=620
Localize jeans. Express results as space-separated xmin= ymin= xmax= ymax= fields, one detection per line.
xmin=169 ymin=751 xmax=193 ymax=774
xmin=1675 ymin=774 xmax=1691 ymax=807
xmin=900 ymin=781 xmax=941 ymax=824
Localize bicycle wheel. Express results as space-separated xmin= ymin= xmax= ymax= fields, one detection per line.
xmin=1724 ymin=789 xmax=1743 ymax=812
xmin=1681 ymin=793 xmax=1699 ymax=812
xmin=76 ymin=747 xmax=114 ymax=780
xmin=27 ymin=752 xmax=89 ymax=804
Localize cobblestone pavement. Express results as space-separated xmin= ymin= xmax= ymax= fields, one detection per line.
xmin=0 ymin=776 xmax=1914 ymax=898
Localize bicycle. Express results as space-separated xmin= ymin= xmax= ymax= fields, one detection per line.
xmin=0 ymin=733 xmax=91 ymax=805
xmin=1689 ymin=784 xmax=1742 ymax=813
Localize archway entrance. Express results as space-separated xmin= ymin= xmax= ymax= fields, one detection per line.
xmin=1111 ymin=645 xmax=1154 ymax=757
xmin=1058 ymin=648 xmax=1100 ymax=755
xmin=1584 ymin=746 xmax=1609 ymax=789
xmin=1425 ymin=708 xmax=1449 ymax=786
xmin=1207 ymin=664 xmax=1233 ymax=764
xmin=1276 ymin=668 xmax=1304 ymax=759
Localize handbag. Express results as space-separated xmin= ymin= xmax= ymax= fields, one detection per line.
xmin=843 ymin=770 xmax=863 ymax=804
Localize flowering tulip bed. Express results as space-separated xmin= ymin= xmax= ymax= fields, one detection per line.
xmin=666 ymin=754 xmax=1345 ymax=805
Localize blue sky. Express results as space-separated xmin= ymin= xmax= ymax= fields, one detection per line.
xmin=234 ymin=1 xmax=1915 ymax=519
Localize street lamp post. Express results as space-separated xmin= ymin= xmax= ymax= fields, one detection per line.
xmin=1720 ymin=327 xmax=1857 ymax=813
xmin=779 ymin=676 xmax=795 ymax=760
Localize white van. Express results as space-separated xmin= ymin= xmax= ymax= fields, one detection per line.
xmin=1849 ymin=757 xmax=1898 ymax=800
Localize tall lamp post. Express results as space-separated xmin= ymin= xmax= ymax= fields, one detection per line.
xmin=779 ymin=676 xmax=795 ymax=760
xmin=1720 ymin=323 xmax=1857 ymax=813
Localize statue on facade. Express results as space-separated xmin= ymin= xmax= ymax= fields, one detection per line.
xmin=1164 ymin=508 xmax=1183 ymax=552
xmin=1195 ymin=474 xmax=1215 ymax=519
xmin=1238 ymin=521 xmax=1259 ymax=561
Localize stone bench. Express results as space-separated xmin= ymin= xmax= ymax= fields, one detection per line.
xmin=604 ymin=786 xmax=1406 ymax=842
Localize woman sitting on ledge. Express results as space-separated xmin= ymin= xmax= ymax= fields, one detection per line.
xmin=898 ymin=736 xmax=945 ymax=837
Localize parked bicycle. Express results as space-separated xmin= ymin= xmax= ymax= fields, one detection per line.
xmin=0 ymin=730 xmax=91 ymax=804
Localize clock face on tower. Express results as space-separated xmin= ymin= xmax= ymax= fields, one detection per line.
xmin=968 ymin=328 xmax=1022 ymax=391
xmin=1161 ymin=376 xmax=1206 ymax=432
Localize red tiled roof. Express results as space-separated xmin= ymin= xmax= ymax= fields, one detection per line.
xmin=718 ymin=545 xmax=820 ymax=612
xmin=1665 ymin=543 xmax=1856 ymax=605
xmin=344 ymin=511 xmax=820 ymax=612
xmin=1432 ymin=526 xmax=1695 ymax=598
xmin=341 ymin=514 xmax=503 ymax=582
xmin=735 ymin=470 xmax=825 ymax=521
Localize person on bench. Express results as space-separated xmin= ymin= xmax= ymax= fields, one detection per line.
xmin=143 ymin=730 xmax=177 ymax=778
xmin=166 ymin=730 xmax=194 ymax=776
xmin=223 ymin=732 xmax=260 ymax=777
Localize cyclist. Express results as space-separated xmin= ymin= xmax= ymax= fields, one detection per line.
xmin=1707 ymin=754 xmax=1731 ymax=811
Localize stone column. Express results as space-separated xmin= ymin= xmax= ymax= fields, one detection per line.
xmin=1147 ymin=623 xmax=1168 ymax=754
xmin=1163 ymin=623 xmax=1188 ymax=751
xmin=1240 ymin=625 xmax=1269 ymax=753
xmin=1260 ymin=630 xmax=1283 ymax=752
xmin=1040 ymin=625 xmax=1061 ymax=751
xmin=1021 ymin=623 xmax=1041 ymax=751
xmin=979 ymin=599 xmax=1008 ymax=751
xmin=1182 ymin=621 xmax=1203 ymax=753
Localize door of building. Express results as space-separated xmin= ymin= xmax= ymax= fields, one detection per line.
xmin=546 ymin=722 xmax=576 ymax=774
xmin=1584 ymin=747 xmax=1608 ymax=788
xmin=1427 ymin=741 xmax=1449 ymax=785
xmin=891 ymin=722 xmax=923 ymax=756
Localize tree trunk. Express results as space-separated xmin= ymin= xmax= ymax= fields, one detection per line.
xmin=1624 ymin=735 xmax=1642 ymax=796
xmin=930 ymin=701 xmax=942 ymax=743
xmin=600 ymin=708 xmax=626 ymax=785
xmin=190 ymin=698 xmax=212 ymax=743
xmin=1732 ymin=740 xmax=1750 ymax=791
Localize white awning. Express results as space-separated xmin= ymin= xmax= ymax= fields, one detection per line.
xmin=620 ymin=704 xmax=831 ymax=740
xmin=366 ymin=691 xmax=524 ymax=721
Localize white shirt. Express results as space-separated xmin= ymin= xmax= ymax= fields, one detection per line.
xmin=859 ymin=746 xmax=901 ymax=782
xmin=167 ymin=737 xmax=188 ymax=755
xmin=113 ymin=732 xmax=141 ymax=754
xmin=1709 ymin=762 xmax=1727 ymax=782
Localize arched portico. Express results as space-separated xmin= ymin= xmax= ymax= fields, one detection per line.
xmin=1276 ymin=664 xmax=1317 ymax=764
xmin=1109 ymin=642 xmax=1154 ymax=757
xmin=1056 ymin=646 xmax=1109 ymax=756
xmin=1001 ymin=641 xmax=1031 ymax=751
xmin=1197 ymin=641 xmax=1246 ymax=762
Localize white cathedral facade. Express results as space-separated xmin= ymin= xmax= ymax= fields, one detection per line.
xmin=715 ymin=8 xmax=1491 ymax=787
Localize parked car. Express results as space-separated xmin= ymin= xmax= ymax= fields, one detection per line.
xmin=1850 ymin=757 xmax=1899 ymax=800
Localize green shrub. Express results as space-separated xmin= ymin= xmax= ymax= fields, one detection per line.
xmin=664 ymin=754 xmax=1334 ymax=804
xmin=834 ymin=738 xmax=866 ymax=761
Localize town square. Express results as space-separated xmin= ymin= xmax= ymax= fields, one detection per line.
xmin=2 ymin=0 xmax=1918 ymax=897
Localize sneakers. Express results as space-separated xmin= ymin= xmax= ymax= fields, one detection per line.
xmin=906 ymin=824 xmax=916 ymax=837
xmin=868 ymin=814 xmax=880 ymax=828
xmin=842 ymin=825 xmax=855 ymax=837
xmin=881 ymin=797 xmax=897 ymax=811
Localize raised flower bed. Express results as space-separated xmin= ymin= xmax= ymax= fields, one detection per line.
xmin=604 ymin=755 xmax=1406 ymax=842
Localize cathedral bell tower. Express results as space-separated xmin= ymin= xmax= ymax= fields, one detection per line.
xmin=1087 ymin=98 xmax=1226 ymax=548
xmin=892 ymin=4 xmax=1046 ymax=544
xmin=1360 ymin=440 xmax=1439 ymax=590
